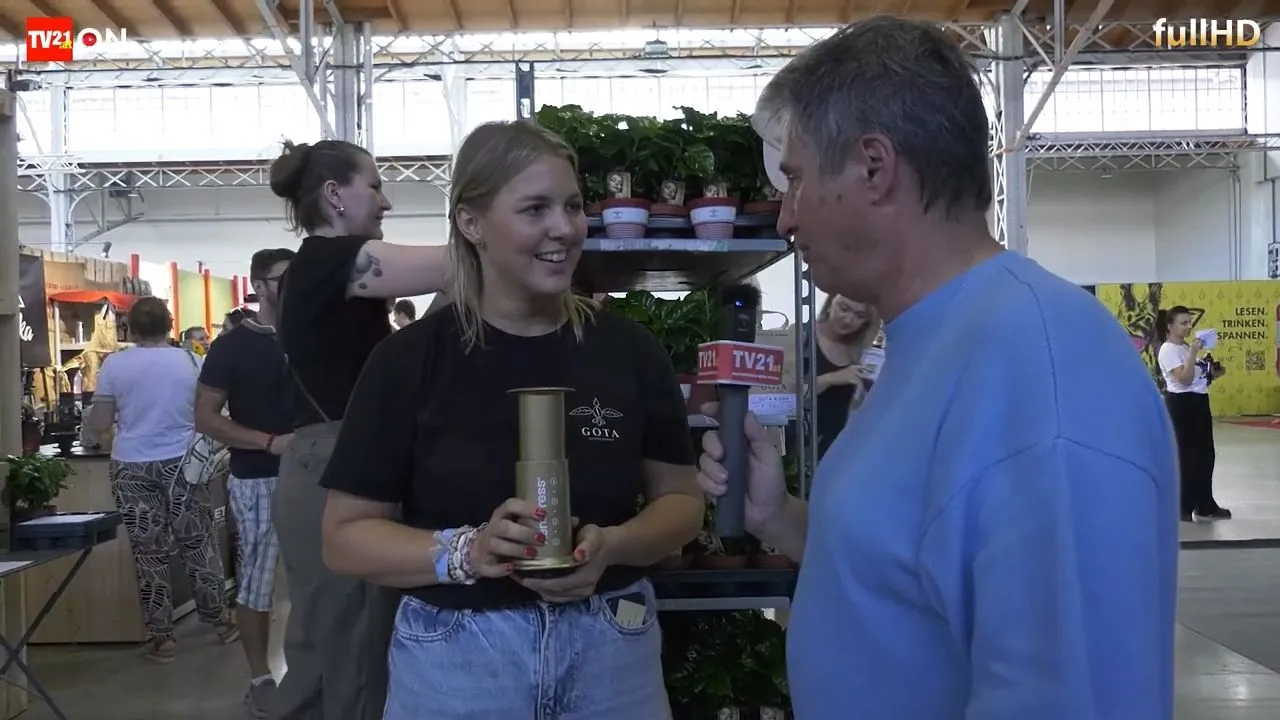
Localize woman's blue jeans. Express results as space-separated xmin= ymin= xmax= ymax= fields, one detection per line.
xmin=383 ymin=579 xmax=670 ymax=720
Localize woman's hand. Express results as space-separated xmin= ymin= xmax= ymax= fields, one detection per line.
xmin=467 ymin=498 xmax=544 ymax=579
xmin=515 ymin=524 xmax=612 ymax=603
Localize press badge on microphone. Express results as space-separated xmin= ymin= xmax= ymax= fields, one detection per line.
xmin=608 ymin=592 xmax=648 ymax=629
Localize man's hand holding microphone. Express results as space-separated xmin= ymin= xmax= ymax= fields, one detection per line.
xmin=695 ymin=401 xmax=807 ymax=563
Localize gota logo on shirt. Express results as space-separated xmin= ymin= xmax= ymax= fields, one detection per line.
xmin=570 ymin=397 xmax=622 ymax=441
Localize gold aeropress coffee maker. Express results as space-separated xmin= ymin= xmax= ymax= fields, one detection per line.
xmin=509 ymin=387 xmax=579 ymax=578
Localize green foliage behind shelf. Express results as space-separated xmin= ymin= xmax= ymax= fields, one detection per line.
xmin=605 ymin=289 xmax=718 ymax=375
xmin=534 ymin=104 xmax=772 ymax=205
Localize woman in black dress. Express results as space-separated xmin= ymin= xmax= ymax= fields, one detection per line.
xmin=811 ymin=294 xmax=881 ymax=458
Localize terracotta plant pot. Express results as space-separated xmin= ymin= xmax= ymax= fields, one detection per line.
xmin=585 ymin=202 xmax=602 ymax=217
xmin=687 ymin=196 xmax=739 ymax=240
xmin=650 ymin=203 xmax=688 ymax=218
xmin=698 ymin=553 xmax=749 ymax=570
xmin=601 ymin=198 xmax=651 ymax=239
xmin=743 ymin=200 xmax=782 ymax=216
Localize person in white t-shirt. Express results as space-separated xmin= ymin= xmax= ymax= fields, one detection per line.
xmin=1156 ymin=305 xmax=1230 ymax=523
xmin=86 ymin=297 xmax=238 ymax=663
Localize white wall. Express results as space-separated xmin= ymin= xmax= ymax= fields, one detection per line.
xmin=1026 ymin=169 xmax=1239 ymax=284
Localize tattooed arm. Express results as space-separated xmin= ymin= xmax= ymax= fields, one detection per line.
xmin=346 ymin=241 xmax=452 ymax=299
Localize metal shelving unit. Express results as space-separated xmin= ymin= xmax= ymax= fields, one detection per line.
xmin=570 ymin=216 xmax=815 ymax=612
xmin=577 ymin=235 xmax=811 ymax=612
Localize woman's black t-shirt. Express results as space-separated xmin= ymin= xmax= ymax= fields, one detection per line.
xmin=320 ymin=308 xmax=696 ymax=609
xmin=278 ymin=236 xmax=391 ymax=427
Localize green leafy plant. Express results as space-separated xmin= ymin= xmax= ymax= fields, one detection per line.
xmin=537 ymin=105 xmax=737 ymax=204
xmin=605 ymin=290 xmax=717 ymax=374
xmin=664 ymin=610 xmax=791 ymax=715
xmin=5 ymin=453 xmax=74 ymax=513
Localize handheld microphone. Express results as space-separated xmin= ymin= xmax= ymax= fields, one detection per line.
xmin=715 ymin=285 xmax=759 ymax=543
xmin=696 ymin=285 xmax=783 ymax=551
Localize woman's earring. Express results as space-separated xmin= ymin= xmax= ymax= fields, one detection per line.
xmin=337 ymin=206 xmax=345 ymax=216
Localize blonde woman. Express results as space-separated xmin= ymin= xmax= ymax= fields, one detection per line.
xmin=319 ymin=122 xmax=704 ymax=719
xmin=813 ymin=294 xmax=881 ymax=457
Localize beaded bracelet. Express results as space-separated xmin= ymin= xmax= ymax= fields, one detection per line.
xmin=431 ymin=529 xmax=457 ymax=584
xmin=442 ymin=523 xmax=486 ymax=586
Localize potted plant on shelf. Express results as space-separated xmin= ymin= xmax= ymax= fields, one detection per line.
xmin=533 ymin=104 xmax=610 ymax=212
xmin=5 ymin=453 xmax=74 ymax=522
xmin=630 ymin=117 xmax=716 ymax=224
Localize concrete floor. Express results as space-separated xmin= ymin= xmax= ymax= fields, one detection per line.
xmin=12 ymin=421 xmax=1280 ymax=719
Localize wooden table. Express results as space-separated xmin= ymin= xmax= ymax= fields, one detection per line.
xmin=0 ymin=543 xmax=112 ymax=720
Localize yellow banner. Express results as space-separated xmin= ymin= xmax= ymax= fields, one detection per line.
xmin=1093 ymin=281 xmax=1279 ymax=417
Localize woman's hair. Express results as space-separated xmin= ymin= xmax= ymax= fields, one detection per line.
xmin=224 ymin=307 xmax=256 ymax=328
xmin=127 ymin=297 xmax=173 ymax=341
xmin=819 ymin=295 xmax=881 ymax=354
xmin=448 ymin=122 xmax=597 ymax=350
xmin=1155 ymin=305 xmax=1191 ymax=345
xmin=268 ymin=139 xmax=370 ymax=235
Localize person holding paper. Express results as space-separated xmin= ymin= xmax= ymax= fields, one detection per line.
xmin=811 ymin=295 xmax=881 ymax=458
xmin=1157 ymin=305 xmax=1230 ymax=522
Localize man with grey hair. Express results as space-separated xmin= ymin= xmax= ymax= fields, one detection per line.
xmin=697 ymin=16 xmax=1176 ymax=719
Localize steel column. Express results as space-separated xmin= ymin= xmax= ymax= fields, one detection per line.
xmin=1 ymin=86 xmax=23 ymax=459
xmin=441 ymin=65 xmax=470 ymax=152
xmin=331 ymin=24 xmax=359 ymax=143
xmin=988 ymin=15 xmax=1028 ymax=254
xmin=47 ymin=87 xmax=72 ymax=252
xmin=515 ymin=62 xmax=536 ymax=122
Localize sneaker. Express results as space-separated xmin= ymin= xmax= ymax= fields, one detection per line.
xmin=1196 ymin=507 xmax=1233 ymax=520
xmin=245 ymin=678 xmax=277 ymax=718
xmin=145 ymin=636 xmax=177 ymax=663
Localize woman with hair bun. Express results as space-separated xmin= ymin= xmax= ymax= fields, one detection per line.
xmin=266 ymin=139 xmax=451 ymax=720
xmin=317 ymin=122 xmax=704 ymax=718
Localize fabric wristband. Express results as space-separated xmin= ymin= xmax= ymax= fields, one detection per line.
xmin=433 ymin=528 xmax=459 ymax=585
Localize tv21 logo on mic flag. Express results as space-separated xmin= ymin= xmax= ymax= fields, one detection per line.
xmin=696 ymin=341 xmax=786 ymax=387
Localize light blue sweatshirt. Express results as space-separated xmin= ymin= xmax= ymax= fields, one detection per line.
xmin=788 ymin=251 xmax=1178 ymax=720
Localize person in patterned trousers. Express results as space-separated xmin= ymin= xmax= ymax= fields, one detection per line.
xmin=195 ymin=248 xmax=297 ymax=717
xmin=86 ymin=297 xmax=239 ymax=664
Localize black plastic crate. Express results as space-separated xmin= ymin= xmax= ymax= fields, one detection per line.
xmin=12 ymin=511 xmax=122 ymax=552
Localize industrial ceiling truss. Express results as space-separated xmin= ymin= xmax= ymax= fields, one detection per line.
xmin=16 ymin=155 xmax=452 ymax=194
xmin=1026 ymin=133 xmax=1280 ymax=172
xmin=5 ymin=0 xmax=1269 ymax=39
xmin=5 ymin=14 xmax=1273 ymax=89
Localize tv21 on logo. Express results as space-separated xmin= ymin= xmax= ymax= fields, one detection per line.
xmin=25 ymin=17 xmax=128 ymax=63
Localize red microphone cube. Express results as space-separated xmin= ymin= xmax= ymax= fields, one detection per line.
xmin=696 ymin=341 xmax=786 ymax=387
